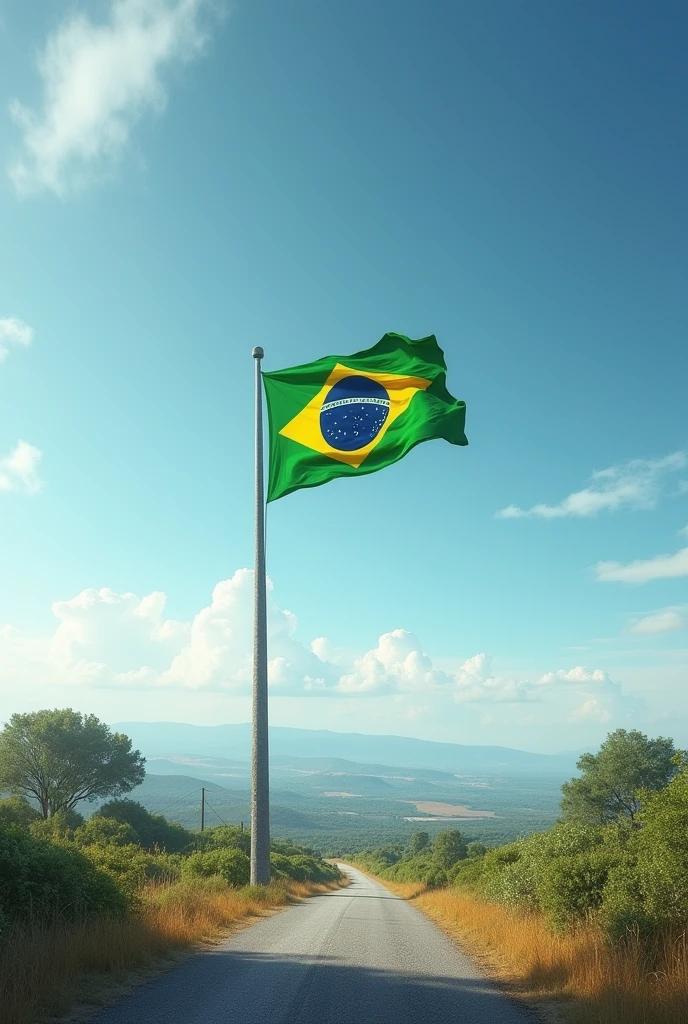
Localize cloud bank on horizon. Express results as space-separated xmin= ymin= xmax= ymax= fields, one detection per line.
xmin=8 ymin=0 xmax=221 ymax=197
xmin=0 ymin=569 xmax=639 ymax=734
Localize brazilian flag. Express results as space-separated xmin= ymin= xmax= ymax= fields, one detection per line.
xmin=263 ymin=332 xmax=467 ymax=502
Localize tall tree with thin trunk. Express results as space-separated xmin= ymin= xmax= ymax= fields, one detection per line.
xmin=560 ymin=728 xmax=680 ymax=826
xmin=0 ymin=709 xmax=145 ymax=818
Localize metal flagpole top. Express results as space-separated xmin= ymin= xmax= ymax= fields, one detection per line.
xmin=252 ymin=346 xmax=264 ymax=359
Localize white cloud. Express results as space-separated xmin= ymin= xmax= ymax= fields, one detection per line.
xmin=596 ymin=529 xmax=688 ymax=584
xmin=0 ymin=571 xmax=337 ymax=693
xmin=159 ymin=571 xmax=334 ymax=692
xmin=569 ymin=699 xmax=612 ymax=723
xmin=0 ymin=440 xmax=43 ymax=494
xmin=339 ymin=630 xmax=448 ymax=695
xmin=50 ymin=586 xmax=187 ymax=675
xmin=453 ymin=652 xmax=533 ymax=703
xmin=497 ymin=452 xmax=686 ymax=519
xmin=336 ymin=639 xmax=535 ymax=703
xmin=538 ymin=666 xmax=610 ymax=686
xmin=0 ymin=317 xmax=34 ymax=362
xmin=0 ymin=569 xmax=640 ymax=740
xmin=538 ymin=665 xmax=636 ymax=726
xmin=629 ymin=608 xmax=687 ymax=635
xmin=9 ymin=0 xmax=219 ymax=197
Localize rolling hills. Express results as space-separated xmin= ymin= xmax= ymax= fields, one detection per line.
xmin=101 ymin=723 xmax=577 ymax=852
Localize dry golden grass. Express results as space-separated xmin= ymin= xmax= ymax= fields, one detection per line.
xmin=380 ymin=880 xmax=426 ymax=900
xmin=0 ymin=877 xmax=345 ymax=1024
xmin=378 ymin=876 xmax=688 ymax=1024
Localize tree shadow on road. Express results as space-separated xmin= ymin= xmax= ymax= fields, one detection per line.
xmin=91 ymin=948 xmax=534 ymax=1024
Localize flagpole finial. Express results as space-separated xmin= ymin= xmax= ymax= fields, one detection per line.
xmin=252 ymin=346 xmax=264 ymax=359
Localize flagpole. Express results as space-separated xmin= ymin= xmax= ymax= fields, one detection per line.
xmin=251 ymin=345 xmax=270 ymax=885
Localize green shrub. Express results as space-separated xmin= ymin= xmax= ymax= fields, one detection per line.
xmin=482 ymin=841 xmax=522 ymax=869
xmin=477 ymin=826 xmax=606 ymax=917
xmin=481 ymin=855 xmax=540 ymax=910
xmin=599 ymin=765 xmax=688 ymax=938
xmin=29 ymin=809 xmax=84 ymax=842
xmin=466 ymin=842 xmax=487 ymax=858
xmin=599 ymin=857 xmax=653 ymax=940
xmin=384 ymin=851 xmax=434 ymax=883
xmin=0 ymin=822 xmax=127 ymax=923
xmin=0 ymin=796 xmax=41 ymax=828
xmin=182 ymin=848 xmax=250 ymax=887
xmin=631 ymin=769 xmax=688 ymax=930
xmin=269 ymin=852 xmax=340 ymax=884
xmin=284 ymin=855 xmax=329 ymax=883
xmin=425 ymin=866 xmax=448 ymax=889
xmin=203 ymin=824 xmax=251 ymax=854
xmin=270 ymin=838 xmax=321 ymax=859
xmin=270 ymin=853 xmax=299 ymax=880
xmin=449 ymin=856 xmax=488 ymax=888
xmin=538 ymin=848 xmax=620 ymax=928
xmin=81 ymin=842 xmax=180 ymax=901
xmin=75 ymin=816 xmax=139 ymax=847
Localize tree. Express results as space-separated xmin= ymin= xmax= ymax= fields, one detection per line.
xmin=0 ymin=709 xmax=145 ymax=819
xmin=433 ymin=829 xmax=467 ymax=869
xmin=407 ymin=831 xmax=430 ymax=856
xmin=561 ymin=729 xmax=680 ymax=826
xmin=98 ymin=799 xmax=193 ymax=853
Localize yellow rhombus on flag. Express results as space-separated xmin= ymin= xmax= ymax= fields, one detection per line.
xmin=262 ymin=332 xmax=467 ymax=501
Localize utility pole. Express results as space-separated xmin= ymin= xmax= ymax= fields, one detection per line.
xmin=251 ymin=346 xmax=271 ymax=885
xmin=201 ymin=787 xmax=205 ymax=832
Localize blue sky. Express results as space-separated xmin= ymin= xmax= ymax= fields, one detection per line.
xmin=0 ymin=0 xmax=686 ymax=752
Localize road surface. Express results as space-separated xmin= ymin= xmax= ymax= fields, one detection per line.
xmin=92 ymin=865 xmax=531 ymax=1023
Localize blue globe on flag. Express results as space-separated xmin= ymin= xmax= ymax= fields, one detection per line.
xmin=319 ymin=375 xmax=391 ymax=451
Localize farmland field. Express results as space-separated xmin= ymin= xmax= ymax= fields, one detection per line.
xmin=409 ymin=802 xmax=496 ymax=818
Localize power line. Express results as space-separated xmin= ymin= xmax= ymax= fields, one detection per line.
xmin=150 ymin=786 xmax=204 ymax=818
xmin=203 ymin=798 xmax=229 ymax=826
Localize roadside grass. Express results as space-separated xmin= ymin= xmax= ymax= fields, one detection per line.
xmin=377 ymin=880 xmax=425 ymax=900
xmin=415 ymin=886 xmax=688 ymax=1024
xmin=0 ymin=876 xmax=346 ymax=1024
xmin=354 ymin=867 xmax=688 ymax=1024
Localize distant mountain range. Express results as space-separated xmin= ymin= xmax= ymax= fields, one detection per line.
xmin=113 ymin=721 xmax=579 ymax=773
xmin=101 ymin=722 xmax=578 ymax=850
